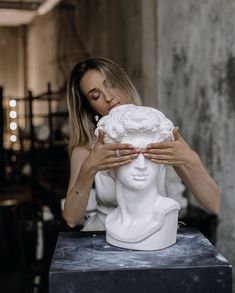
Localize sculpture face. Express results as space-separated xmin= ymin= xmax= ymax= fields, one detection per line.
xmin=116 ymin=133 xmax=160 ymax=190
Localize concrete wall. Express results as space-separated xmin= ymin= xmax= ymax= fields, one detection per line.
xmin=26 ymin=0 xmax=146 ymax=97
xmin=70 ymin=0 xmax=157 ymax=105
xmin=27 ymin=0 xmax=123 ymax=94
xmin=141 ymin=0 xmax=158 ymax=107
xmin=157 ymin=0 xmax=235 ymax=286
xmin=27 ymin=10 xmax=59 ymax=95
xmin=0 ymin=26 xmax=25 ymax=97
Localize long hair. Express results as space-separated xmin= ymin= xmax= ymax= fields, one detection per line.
xmin=67 ymin=57 xmax=142 ymax=154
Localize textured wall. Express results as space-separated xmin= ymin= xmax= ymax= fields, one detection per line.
xmin=141 ymin=0 xmax=158 ymax=107
xmin=0 ymin=26 xmax=25 ymax=96
xmin=27 ymin=10 xmax=59 ymax=94
xmin=26 ymin=0 xmax=144 ymax=96
xmin=68 ymin=0 xmax=142 ymax=96
xmin=157 ymin=0 xmax=235 ymax=286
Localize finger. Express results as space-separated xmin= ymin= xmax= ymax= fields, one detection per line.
xmin=118 ymin=154 xmax=138 ymax=160
xmin=110 ymin=153 xmax=138 ymax=162
xmin=122 ymin=149 xmax=139 ymax=156
xmin=113 ymin=160 xmax=132 ymax=168
xmin=146 ymin=141 xmax=173 ymax=149
xmin=151 ymin=158 xmax=182 ymax=166
xmin=144 ymin=151 xmax=184 ymax=163
xmin=144 ymin=148 xmax=174 ymax=155
xmin=145 ymin=153 xmax=176 ymax=160
xmin=150 ymin=159 xmax=175 ymax=165
xmin=100 ymin=159 xmax=132 ymax=170
xmin=99 ymin=152 xmax=135 ymax=164
xmin=108 ymin=143 xmax=135 ymax=150
xmin=97 ymin=130 xmax=105 ymax=144
xmin=172 ymin=127 xmax=181 ymax=141
xmin=113 ymin=149 xmax=139 ymax=157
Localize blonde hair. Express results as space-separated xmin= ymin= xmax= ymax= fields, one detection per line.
xmin=67 ymin=57 xmax=142 ymax=155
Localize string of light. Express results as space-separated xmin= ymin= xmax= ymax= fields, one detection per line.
xmin=8 ymin=98 xmax=18 ymax=143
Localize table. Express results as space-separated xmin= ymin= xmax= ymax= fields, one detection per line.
xmin=49 ymin=228 xmax=232 ymax=293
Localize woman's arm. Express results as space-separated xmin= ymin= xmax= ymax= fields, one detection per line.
xmin=63 ymin=131 xmax=138 ymax=227
xmin=173 ymin=154 xmax=221 ymax=214
xmin=63 ymin=146 xmax=94 ymax=227
xmin=144 ymin=128 xmax=221 ymax=214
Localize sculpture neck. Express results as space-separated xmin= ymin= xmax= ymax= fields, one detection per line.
xmin=115 ymin=181 xmax=159 ymax=218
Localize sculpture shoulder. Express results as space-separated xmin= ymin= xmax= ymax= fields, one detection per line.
xmin=156 ymin=196 xmax=181 ymax=212
xmin=95 ymin=171 xmax=117 ymax=206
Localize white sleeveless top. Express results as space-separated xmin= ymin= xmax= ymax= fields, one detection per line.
xmin=82 ymin=167 xmax=186 ymax=231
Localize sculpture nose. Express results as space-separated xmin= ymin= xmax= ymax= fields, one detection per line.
xmin=134 ymin=153 xmax=147 ymax=170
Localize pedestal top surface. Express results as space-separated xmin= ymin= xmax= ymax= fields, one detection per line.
xmin=50 ymin=228 xmax=230 ymax=273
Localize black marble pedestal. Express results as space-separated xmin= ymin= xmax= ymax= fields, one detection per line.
xmin=49 ymin=228 xmax=232 ymax=293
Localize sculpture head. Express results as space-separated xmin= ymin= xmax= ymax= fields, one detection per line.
xmin=95 ymin=104 xmax=174 ymax=192
xmin=96 ymin=105 xmax=180 ymax=250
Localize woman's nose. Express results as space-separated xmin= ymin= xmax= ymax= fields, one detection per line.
xmin=103 ymin=88 xmax=114 ymax=102
xmin=134 ymin=153 xmax=147 ymax=170
xmin=105 ymin=95 xmax=113 ymax=102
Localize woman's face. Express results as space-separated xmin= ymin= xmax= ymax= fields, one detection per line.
xmin=80 ymin=69 xmax=129 ymax=116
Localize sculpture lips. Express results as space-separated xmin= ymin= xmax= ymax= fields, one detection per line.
xmin=132 ymin=174 xmax=149 ymax=180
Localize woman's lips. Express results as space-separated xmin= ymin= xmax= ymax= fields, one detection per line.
xmin=109 ymin=103 xmax=120 ymax=111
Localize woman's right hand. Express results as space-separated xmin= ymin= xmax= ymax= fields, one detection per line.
xmin=85 ymin=130 xmax=138 ymax=172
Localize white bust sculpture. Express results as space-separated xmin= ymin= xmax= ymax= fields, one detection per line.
xmin=95 ymin=104 xmax=180 ymax=250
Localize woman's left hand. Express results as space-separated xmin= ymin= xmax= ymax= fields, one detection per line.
xmin=144 ymin=127 xmax=198 ymax=168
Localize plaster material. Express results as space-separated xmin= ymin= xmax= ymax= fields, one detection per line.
xmin=95 ymin=104 xmax=180 ymax=250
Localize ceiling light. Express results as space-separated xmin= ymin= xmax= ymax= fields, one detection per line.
xmin=38 ymin=0 xmax=61 ymax=15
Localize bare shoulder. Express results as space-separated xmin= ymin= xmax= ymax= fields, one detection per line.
xmin=68 ymin=146 xmax=91 ymax=187
xmin=71 ymin=146 xmax=90 ymax=161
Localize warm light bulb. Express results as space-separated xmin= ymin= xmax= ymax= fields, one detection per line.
xmin=10 ymin=122 xmax=17 ymax=130
xmin=9 ymin=110 xmax=17 ymax=119
xmin=10 ymin=135 xmax=17 ymax=142
xmin=9 ymin=99 xmax=16 ymax=107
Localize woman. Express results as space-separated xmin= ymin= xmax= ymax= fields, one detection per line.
xmin=63 ymin=57 xmax=220 ymax=229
